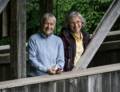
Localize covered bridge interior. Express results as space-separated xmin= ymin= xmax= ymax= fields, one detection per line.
xmin=0 ymin=0 xmax=120 ymax=92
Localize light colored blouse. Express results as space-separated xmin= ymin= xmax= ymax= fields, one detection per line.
xmin=72 ymin=32 xmax=84 ymax=66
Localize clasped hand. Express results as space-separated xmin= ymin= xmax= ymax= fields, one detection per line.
xmin=48 ymin=66 xmax=62 ymax=75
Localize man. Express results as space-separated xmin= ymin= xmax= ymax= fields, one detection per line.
xmin=27 ymin=13 xmax=64 ymax=76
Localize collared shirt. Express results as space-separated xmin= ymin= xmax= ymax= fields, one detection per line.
xmin=27 ymin=33 xmax=64 ymax=76
xmin=72 ymin=32 xmax=84 ymax=66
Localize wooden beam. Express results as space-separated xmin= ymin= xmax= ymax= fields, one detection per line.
xmin=0 ymin=0 xmax=9 ymax=14
xmin=2 ymin=8 xmax=8 ymax=37
xmin=73 ymin=0 xmax=120 ymax=70
xmin=0 ymin=13 xmax=2 ymax=38
xmin=10 ymin=0 xmax=26 ymax=79
xmin=108 ymin=30 xmax=120 ymax=36
xmin=0 ymin=53 xmax=10 ymax=64
xmin=0 ymin=45 xmax=9 ymax=51
xmin=99 ymin=40 xmax=120 ymax=51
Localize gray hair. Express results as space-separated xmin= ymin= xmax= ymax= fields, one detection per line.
xmin=41 ymin=13 xmax=56 ymax=24
xmin=65 ymin=11 xmax=85 ymax=28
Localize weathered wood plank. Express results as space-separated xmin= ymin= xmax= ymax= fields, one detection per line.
xmin=0 ymin=89 xmax=7 ymax=92
xmin=102 ymin=73 xmax=112 ymax=92
xmin=77 ymin=77 xmax=88 ymax=92
xmin=10 ymin=0 xmax=26 ymax=78
xmin=31 ymin=82 xmax=56 ymax=92
xmin=89 ymin=49 xmax=120 ymax=67
xmin=73 ymin=0 xmax=120 ymax=70
xmin=28 ymin=84 xmax=39 ymax=92
xmin=56 ymin=80 xmax=66 ymax=92
xmin=2 ymin=8 xmax=8 ymax=37
xmin=88 ymin=74 xmax=102 ymax=92
xmin=64 ymin=78 xmax=78 ymax=92
xmin=0 ymin=0 xmax=9 ymax=13
xmin=99 ymin=40 xmax=120 ymax=51
xmin=0 ymin=64 xmax=11 ymax=81
xmin=108 ymin=30 xmax=120 ymax=36
xmin=63 ymin=79 xmax=71 ymax=92
xmin=10 ymin=86 xmax=28 ymax=92
xmin=0 ymin=53 xmax=10 ymax=64
xmin=0 ymin=13 xmax=2 ymax=38
xmin=0 ymin=71 xmax=120 ymax=92
xmin=0 ymin=45 xmax=9 ymax=51
xmin=111 ymin=72 xmax=120 ymax=92
xmin=105 ymin=31 xmax=120 ymax=42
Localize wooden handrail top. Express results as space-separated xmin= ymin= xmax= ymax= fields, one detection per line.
xmin=108 ymin=30 xmax=120 ymax=36
xmin=0 ymin=45 xmax=9 ymax=51
xmin=0 ymin=63 xmax=120 ymax=89
xmin=0 ymin=53 xmax=9 ymax=56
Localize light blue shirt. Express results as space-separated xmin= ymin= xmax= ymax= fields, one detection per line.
xmin=27 ymin=33 xmax=64 ymax=76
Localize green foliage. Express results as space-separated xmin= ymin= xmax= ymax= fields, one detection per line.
xmin=0 ymin=37 xmax=10 ymax=45
xmin=55 ymin=0 xmax=112 ymax=34
xmin=26 ymin=0 xmax=40 ymax=38
xmin=26 ymin=0 xmax=113 ymax=36
xmin=54 ymin=0 xmax=76 ymax=34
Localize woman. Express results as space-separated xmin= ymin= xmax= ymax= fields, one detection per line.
xmin=59 ymin=11 xmax=90 ymax=71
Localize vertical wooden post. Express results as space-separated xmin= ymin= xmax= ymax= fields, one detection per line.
xmin=0 ymin=13 xmax=2 ymax=38
xmin=10 ymin=0 xmax=26 ymax=79
xmin=2 ymin=8 xmax=8 ymax=37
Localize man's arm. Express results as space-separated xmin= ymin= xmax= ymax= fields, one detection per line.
xmin=28 ymin=38 xmax=48 ymax=72
xmin=56 ymin=38 xmax=65 ymax=71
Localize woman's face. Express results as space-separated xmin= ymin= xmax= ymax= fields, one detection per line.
xmin=69 ymin=16 xmax=82 ymax=33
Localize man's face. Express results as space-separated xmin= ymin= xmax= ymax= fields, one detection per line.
xmin=69 ymin=16 xmax=82 ymax=33
xmin=43 ymin=18 xmax=55 ymax=36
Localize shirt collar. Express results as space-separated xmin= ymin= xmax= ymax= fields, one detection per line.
xmin=39 ymin=32 xmax=53 ymax=38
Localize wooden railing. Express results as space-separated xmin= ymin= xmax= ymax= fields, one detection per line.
xmin=0 ymin=63 xmax=120 ymax=92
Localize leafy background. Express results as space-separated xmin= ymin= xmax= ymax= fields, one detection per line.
xmin=27 ymin=0 xmax=119 ymax=37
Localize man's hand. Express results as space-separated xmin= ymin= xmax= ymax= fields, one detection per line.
xmin=48 ymin=66 xmax=63 ymax=75
xmin=56 ymin=68 xmax=62 ymax=74
xmin=48 ymin=68 xmax=56 ymax=75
